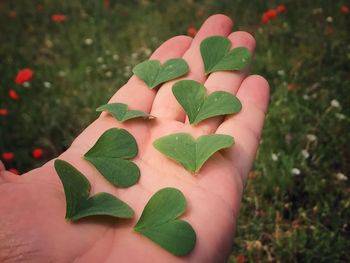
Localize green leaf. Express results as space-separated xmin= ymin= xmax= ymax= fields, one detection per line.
xmin=153 ymin=133 xmax=234 ymax=173
xmin=132 ymin=58 xmax=189 ymax=89
xmin=84 ymin=128 xmax=140 ymax=188
xmin=96 ymin=103 xmax=153 ymax=122
xmin=172 ymin=80 xmax=241 ymax=125
xmin=134 ymin=188 xmax=196 ymax=256
xmin=200 ymin=36 xmax=251 ymax=74
xmin=54 ymin=159 xmax=134 ymax=221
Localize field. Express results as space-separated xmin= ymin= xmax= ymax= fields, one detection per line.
xmin=0 ymin=0 xmax=349 ymax=262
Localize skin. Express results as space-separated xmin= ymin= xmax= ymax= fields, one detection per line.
xmin=0 ymin=15 xmax=269 ymax=263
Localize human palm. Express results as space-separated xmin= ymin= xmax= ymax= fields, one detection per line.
xmin=0 ymin=15 xmax=269 ymax=263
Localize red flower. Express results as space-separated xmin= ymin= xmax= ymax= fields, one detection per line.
xmin=187 ymin=26 xmax=198 ymax=37
xmin=262 ymin=13 xmax=270 ymax=24
xmin=276 ymin=5 xmax=286 ymax=13
xmin=9 ymin=11 xmax=16 ymax=18
xmin=266 ymin=9 xmax=277 ymax=19
xmin=196 ymin=9 xmax=205 ymax=17
xmin=236 ymin=255 xmax=247 ymax=263
xmin=2 ymin=152 xmax=14 ymax=162
xmin=32 ymin=148 xmax=43 ymax=159
xmin=255 ymin=210 xmax=265 ymax=217
xmin=36 ymin=4 xmax=44 ymax=12
xmin=341 ymin=6 xmax=349 ymax=14
xmin=9 ymin=89 xmax=20 ymax=100
xmin=288 ymin=83 xmax=298 ymax=91
xmin=15 ymin=68 xmax=33 ymax=84
xmin=51 ymin=14 xmax=66 ymax=22
xmin=104 ymin=0 xmax=110 ymax=9
xmin=0 ymin=108 xmax=8 ymax=116
xmin=8 ymin=168 xmax=20 ymax=175
xmin=261 ymin=9 xmax=277 ymax=24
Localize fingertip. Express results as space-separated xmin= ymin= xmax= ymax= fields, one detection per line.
xmin=238 ymin=75 xmax=270 ymax=113
xmin=194 ymin=14 xmax=233 ymax=42
xmin=228 ymin=31 xmax=256 ymax=52
xmin=206 ymin=14 xmax=233 ymax=28
xmin=151 ymin=35 xmax=193 ymax=61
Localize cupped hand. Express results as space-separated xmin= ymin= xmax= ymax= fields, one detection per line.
xmin=0 ymin=15 xmax=269 ymax=263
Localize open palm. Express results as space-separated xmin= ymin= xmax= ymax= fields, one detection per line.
xmin=0 ymin=15 xmax=269 ymax=263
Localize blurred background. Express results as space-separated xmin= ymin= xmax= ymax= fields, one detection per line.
xmin=0 ymin=0 xmax=349 ymax=262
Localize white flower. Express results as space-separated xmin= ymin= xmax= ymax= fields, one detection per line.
xmin=326 ymin=16 xmax=333 ymax=23
xmin=277 ymin=70 xmax=285 ymax=76
xmin=335 ymin=113 xmax=346 ymax=120
xmin=44 ymin=38 xmax=54 ymax=48
xmin=101 ymin=64 xmax=107 ymax=70
xmin=105 ymin=71 xmax=112 ymax=78
xmin=301 ymin=149 xmax=310 ymax=159
xmin=291 ymin=168 xmax=301 ymax=175
xmin=306 ymin=134 xmax=317 ymax=142
xmin=131 ymin=52 xmax=138 ymax=59
xmin=331 ymin=99 xmax=341 ymax=108
xmin=23 ymin=81 xmax=30 ymax=88
xmin=96 ymin=57 xmax=104 ymax=63
xmin=143 ymin=48 xmax=152 ymax=56
xmin=43 ymin=81 xmax=52 ymax=89
xmin=312 ymin=8 xmax=323 ymax=14
xmin=58 ymin=70 xmax=66 ymax=77
xmin=335 ymin=172 xmax=348 ymax=181
xmin=271 ymin=153 xmax=278 ymax=161
xmin=124 ymin=66 xmax=131 ymax=77
xmin=303 ymin=94 xmax=310 ymax=100
xmin=84 ymin=38 xmax=93 ymax=45
xmin=112 ymin=54 xmax=119 ymax=61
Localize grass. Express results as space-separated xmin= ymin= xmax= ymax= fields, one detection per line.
xmin=1 ymin=0 xmax=349 ymax=262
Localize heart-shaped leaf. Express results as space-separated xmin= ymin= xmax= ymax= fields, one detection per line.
xmin=54 ymin=159 xmax=134 ymax=221
xmin=84 ymin=128 xmax=140 ymax=188
xmin=134 ymin=188 xmax=196 ymax=256
xmin=96 ymin=103 xmax=153 ymax=122
xmin=132 ymin=58 xmax=189 ymax=89
xmin=153 ymin=133 xmax=234 ymax=173
xmin=200 ymin=36 xmax=250 ymax=74
xmin=172 ymin=80 xmax=241 ymax=125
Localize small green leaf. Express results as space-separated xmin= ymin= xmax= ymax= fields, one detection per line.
xmin=134 ymin=188 xmax=196 ymax=256
xmin=132 ymin=58 xmax=189 ymax=89
xmin=84 ymin=128 xmax=140 ymax=188
xmin=200 ymin=36 xmax=251 ymax=74
xmin=96 ymin=103 xmax=153 ymax=122
xmin=54 ymin=159 xmax=134 ymax=221
xmin=153 ymin=133 xmax=234 ymax=173
xmin=172 ymin=80 xmax=241 ymax=125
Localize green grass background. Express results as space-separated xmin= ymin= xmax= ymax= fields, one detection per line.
xmin=1 ymin=0 xmax=349 ymax=262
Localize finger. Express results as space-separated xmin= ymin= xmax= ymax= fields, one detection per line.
xmin=0 ymin=160 xmax=5 ymax=171
xmin=215 ymin=75 xmax=269 ymax=182
xmin=150 ymin=14 xmax=233 ymax=122
xmin=189 ymin=31 xmax=256 ymax=134
xmin=0 ymin=161 xmax=5 ymax=183
xmin=107 ymin=35 xmax=193 ymax=113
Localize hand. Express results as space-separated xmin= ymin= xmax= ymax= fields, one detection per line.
xmin=0 ymin=15 xmax=269 ymax=263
